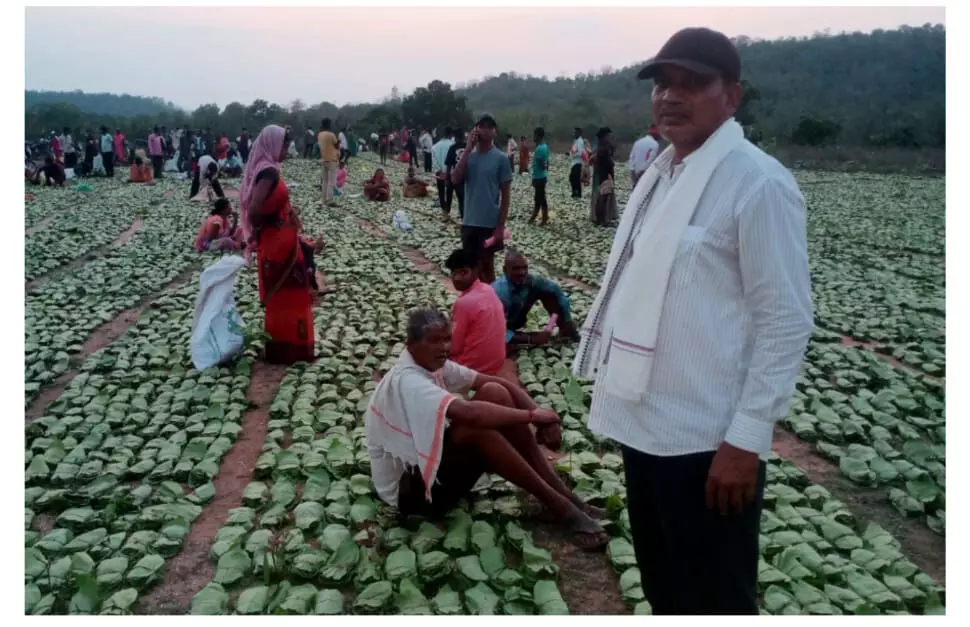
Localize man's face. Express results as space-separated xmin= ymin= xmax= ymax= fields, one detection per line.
xmin=408 ymin=326 xmax=452 ymax=371
xmin=450 ymin=266 xmax=477 ymax=293
xmin=477 ymin=124 xmax=496 ymax=143
xmin=651 ymin=65 xmax=741 ymax=150
xmin=505 ymin=257 xmax=529 ymax=284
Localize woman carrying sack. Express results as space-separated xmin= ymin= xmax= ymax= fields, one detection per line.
xmin=240 ymin=125 xmax=316 ymax=364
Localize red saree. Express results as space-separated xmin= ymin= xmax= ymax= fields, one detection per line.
xmin=256 ymin=179 xmax=315 ymax=364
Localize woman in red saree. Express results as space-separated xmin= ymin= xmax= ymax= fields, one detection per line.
xmin=240 ymin=125 xmax=315 ymax=364
xmin=114 ymin=130 xmax=127 ymax=165
xmin=518 ymin=136 xmax=530 ymax=175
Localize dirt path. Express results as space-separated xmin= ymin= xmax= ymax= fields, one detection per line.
xmin=25 ymin=217 xmax=146 ymax=293
xmin=25 ymin=261 xmax=201 ymax=424
xmin=772 ymin=428 xmax=945 ymax=585
xmin=25 ymin=213 xmax=60 ymax=237
xmin=136 ymin=361 xmax=287 ymax=615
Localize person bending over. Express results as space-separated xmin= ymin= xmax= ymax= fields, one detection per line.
xmin=402 ymin=166 xmax=430 ymax=198
xmin=191 ymin=154 xmax=225 ymax=200
xmin=363 ymin=168 xmax=391 ymax=202
xmin=365 ymin=308 xmax=608 ymax=549
xmin=445 ymin=248 xmax=507 ymax=376
xmin=493 ymin=250 xmax=580 ymax=348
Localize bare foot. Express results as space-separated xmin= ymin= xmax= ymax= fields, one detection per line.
xmin=568 ymin=512 xmax=609 ymax=551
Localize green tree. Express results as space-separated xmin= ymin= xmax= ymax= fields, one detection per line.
xmin=400 ymin=80 xmax=473 ymax=133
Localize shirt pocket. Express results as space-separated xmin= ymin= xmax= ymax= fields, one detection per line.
xmin=670 ymin=225 xmax=736 ymax=288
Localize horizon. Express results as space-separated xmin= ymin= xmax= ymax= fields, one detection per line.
xmin=25 ymin=6 xmax=945 ymax=110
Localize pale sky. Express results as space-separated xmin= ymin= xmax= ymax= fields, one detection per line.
xmin=24 ymin=5 xmax=945 ymax=111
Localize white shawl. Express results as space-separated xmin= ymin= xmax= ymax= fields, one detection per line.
xmin=572 ymin=119 xmax=745 ymax=401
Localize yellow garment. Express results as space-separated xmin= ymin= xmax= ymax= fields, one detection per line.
xmin=317 ymin=131 xmax=340 ymax=163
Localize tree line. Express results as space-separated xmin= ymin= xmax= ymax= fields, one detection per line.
xmin=25 ymin=24 xmax=944 ymax=151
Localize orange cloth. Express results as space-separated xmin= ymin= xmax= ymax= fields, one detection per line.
xmin=195 ymin=215 xmax=228 ymax=252
xmin=130 ymin=164 xmax=153 ymax=183
xmin=519 ymin=145 xmax=530 ymax=174
xmin=256 ymin=180 xmax=315 ymax=364
xmin=451 ymin=280 xmax=507 ymax=375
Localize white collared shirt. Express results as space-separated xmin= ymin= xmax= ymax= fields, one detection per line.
xmin=628 ymin=135 xmax=659 ymax=175
xmin=588 ymin=141 xmax=814 ymax=458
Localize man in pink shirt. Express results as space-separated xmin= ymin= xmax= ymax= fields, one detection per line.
xmin=445 ymin=248 xmax=507 ymax=376
xmin=148 ymin=126 xmax=165 ymax=180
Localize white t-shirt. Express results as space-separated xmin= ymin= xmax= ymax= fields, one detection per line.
xmin=628 ymin=135 xmax=660 ymax=175
xmin=197 ymin=155 xmax=217 ymax=179
xmin=507 ymin=138 xmax=518 ymax=155
xmin=339 ymin=132 xmax=348 ymax=150
xmin=366 ymin=356 xmax=476 ymax=506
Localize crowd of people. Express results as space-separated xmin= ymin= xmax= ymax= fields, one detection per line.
xmin=29 ymin=26 xmax=818 ymax=616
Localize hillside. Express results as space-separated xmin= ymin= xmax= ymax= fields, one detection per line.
xmin=457 ymin=24 xmax=945 ymax=147
xmin=25 ymin=90 xmax=181 ymax=118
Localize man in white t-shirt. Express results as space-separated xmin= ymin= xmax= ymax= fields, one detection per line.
xmin=365 ymin=308 xmax=608 ymax=549
xmin=628 ymin=125 xmax=663 ymax=187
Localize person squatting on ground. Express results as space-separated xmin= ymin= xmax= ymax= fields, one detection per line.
xmin=450 ymin=113 xmax=512 ymax=284
xmin=363 ymin=168 xmax=391 ymax=202
xmin=403 ymin=166 xmax=430 ymax=198
xmin=194 ymin=197 xmax=243 ymax=252
xmin=364 ymin=308 xmax=609 ymax=549
xmin=574 ymin=27 xmax=814 ymax=614
xmin=492 ymin=250 xmax=579 ymax=348
xmin=128 ymin=157 xmax=154 ymax=184
xmin=445 ymin=248 xmax=508 ymax=377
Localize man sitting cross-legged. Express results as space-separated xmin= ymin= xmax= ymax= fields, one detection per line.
xmin=365 ymin=308 xmax=608 ymax=550
xmin=492 ymin=250 xmax=581 ymax=348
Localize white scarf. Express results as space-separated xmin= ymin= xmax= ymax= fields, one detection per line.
xmin=572 ymin=119 xmax=745 ymax=401
xmin=364 ymin=349 xmax=453 ymax=501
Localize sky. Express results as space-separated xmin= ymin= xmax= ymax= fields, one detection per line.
xmin=24 ymin=4 xmax=945 ymax=111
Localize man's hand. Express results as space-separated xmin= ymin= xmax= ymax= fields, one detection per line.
xmin=705 ymin=442 xmax=760 ymax=516
xmin=529 ymin=408 xmax=560 ymax=425
xmin=532 ymin=331 xmax=552 ymax=346
xmin=492 ymin=226 xmax=505 ymax=247
xmin=535 ymin=423 xmax=562 ymax=451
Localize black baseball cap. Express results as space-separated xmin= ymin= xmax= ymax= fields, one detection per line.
xmin=637 ymin=27 xmax=741 ymax=83
xmin=476 ymin=113 xmax=497 ymax=129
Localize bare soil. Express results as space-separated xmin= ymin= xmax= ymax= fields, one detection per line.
xmin=25 ymin=262 xmax=201 ymax=424
xmin=135 ymin=362 xmax=288 ymax=615
xmin=772 ymin=427 xmax=946 ymax=585
xmin=25 ymin=218 xmax=146 ymax=293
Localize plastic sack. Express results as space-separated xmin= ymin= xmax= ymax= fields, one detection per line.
xmin=74 ymin=183 xmax=94 ymax=192
xmin=392 ymin=210 xmax=413 ymax=232
xmin=190 ymin=256 xmax=248 ymax=371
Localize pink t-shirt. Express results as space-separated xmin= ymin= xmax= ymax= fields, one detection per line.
xmin=148 ymin=134 xmax=163 ymax=157
xmin=336 ymin=168 xmax=347 ymax=188
xmin=451 ymin=280 xmax=507 ymax=376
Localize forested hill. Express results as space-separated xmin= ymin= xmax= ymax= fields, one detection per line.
xmin=457 ymin=24 xmax=945 ymax=147
xmin=25 ymin=90 xmax=181 ymax=117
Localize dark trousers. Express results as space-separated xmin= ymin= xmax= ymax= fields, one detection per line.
xmin=453 ymin=185 xmax=465 ymax=219
xmin=300 ymin=241 xmax=319 ymax=291
xmin=379 ymin=149 xmax=388 ymax=165
xmin=83 ymin=155 xmax=95 ymax=176
xmin=190 ymin=172 xmax=224 ymax=199
xmin=102 ymin=152 xmax=115 ymax=177
xmin=437 ymin=178 xmax=453 ymax=212
xmin=240 ymin=148 xmax=249 ymax=164
xmin=531 ymin=178 xmax=548 ymax=223
xmin=508 ymin=154 xmax=515 ymax=172
xmin=569 ymin=163 xmax=582 ymax=198
xmin=340 ymin=148 xmax=349 ymax=164
xmin=64 ymin=153 xmax=78 ymax=169
xmin=621 ymin=447 xmax=766 ymax=615
xmin=424 ymin=152 xmax=433 ymax=173
xmin=409 ymin=147 xmax=418 ymax=167
xmin=151 ymin=155 xmax=164 ymax=179
xmin=304 ymin=143 xmax=314 ymax=159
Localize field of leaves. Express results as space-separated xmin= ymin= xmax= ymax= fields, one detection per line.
xmin=23 ymin=153 xmax=945 ymax=615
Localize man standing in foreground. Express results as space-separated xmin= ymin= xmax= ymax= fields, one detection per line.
xmin=568 ymin=127 xmax=585 ymax=198
xmin=628 ymin=124 xmax=663 ymax=187
xmin=573 ymin=27 xmax=813 ymax=614
xmin=318 ymin=118 xmax=340 ymax=207
xmin=432 ymin=127 xmax=455 ymax=215
xmin=451 ymin=114 xmax=512 ymax=284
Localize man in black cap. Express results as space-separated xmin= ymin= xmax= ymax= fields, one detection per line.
xmin=450 ymin=113 xmax=513 ymax=284
xmin=575 ymin=27 xmax=813 ymax=615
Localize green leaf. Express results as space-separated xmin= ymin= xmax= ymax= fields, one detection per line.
xmin=294 ymin=501 xmax=325 ymax=531
xmin=235 ymin=586 xmax=270 ymax=615
xmin=465 ymin=581 xmax=501 ymax=615
xmin=213 ymin=549 xmax=251 ymax=586
xmin=125 ymin=554 xmax=165 ymax=589
xmin=100 ymin=588 xmax=138 ymax=615
xmin=277 ymin=583 xmax=317 ymax=615
xmin=411 ymin=521 xmax=445 ymax=554
xmin=321 ymin=538 xmax=361 ymax=585
xmin=470 ymin=520 xmax=497 ymax=551
xmin=606 ymin=537 xmax=636 ymax=571
xmin=354 ymin=581 xmax=393 ymax=614
xmin=417 ymin=550 xmax=453 ymax=584
xmin=432 ymin=584 xmax=462 ymax=615
xmin=191 ymin=582 xmax=228 ymax=615
xmin=395 ymin=578 xmax=432 ymax=615
xmin=534 ymin=580 xmax=569 ymax=615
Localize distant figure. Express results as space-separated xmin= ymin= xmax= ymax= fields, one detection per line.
xmin=403 ymin=166 xmax=430 ymax=198
xmin=149 ymin=126 xmax=165 ymax=179
xmin=50 ymin=132 xmax=62 ymax=163
xmin=215 ymin=133 xmax=230 ymax=161
xmin=304 ymin=128 xmax=316 ymax=159
xmin=317 ymin=118 xmax=340 ymax=207
xmin=363 ymin=168 xmax=391 ymax=202
xmin=61 ymin=127 xmax=77 ymax=169
xmin=222 ymin=149 xmax=244 ymax=178
xmin=128 ymin=157 xmax=154 ymax=184
xmin=406 ymin=132 xmax=419 ymax=168
xmin=505 ymin=134 xmax=518 ymax=172
xmin=419 ymin=127 xmax=434 ymax=173
xmin=239 ymin=128 xmax=251 ymax=163
xmin=530 ymin=127 xmax=550 ymax=225
xmin=444 ymin=129 xmax=467 ymax=219
xmin=378 ymin=130 xmax=389 ymax=166
xmin=338 ymin=128 xmax=349 ymax=164
xmin=114 ymin=129 xmax=127 ymax=165
xmin=629 ymin=124 xmax=662 ymax=187
xmin=100 ymin=126 xmax=115 ymax=177
xmin=432 ymin=126 xmax=456 ymax=214
xmin=569 ymin=127 xmax=585 ymax=198
xmin=83 ymin=131 xmax=98 ymax=177
xmin=591 ymin=127 xmax=616 ymax=226
xmin=29 ymin=157 xmax=66 ymax=186
xmin=518 ymin=135 xmax=530 ymax=175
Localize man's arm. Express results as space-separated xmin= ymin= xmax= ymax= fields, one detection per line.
xmin=451 ymin=142 xmax=473 ymax=186
xmin=446 ymin=397 xmax=553 ymax=430
xmin=470 ymin=373 xmax=537 ymax=410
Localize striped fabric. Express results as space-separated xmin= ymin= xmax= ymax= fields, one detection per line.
xmin=587 ymin=142 xmax=814 ymax=458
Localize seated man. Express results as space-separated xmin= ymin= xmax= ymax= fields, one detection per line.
xmin=365 ymin=308 xmax=607 ymax=549
xmin=221 ymin=149 xmax=244 ymax=178
xmin=402 ymin=166 xmax=430 ymax=198
xmin=492 ymin=250 xmax=580 ymax=348
xmin=128 ymin=157 xmax=154 ymax=184
xmin=445 ymin=248 xmax=507 ymax=376
xmin=363 ymin=168 xmax=391 ymax=202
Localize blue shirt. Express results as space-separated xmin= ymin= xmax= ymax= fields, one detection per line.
xmin=462 ymin=146 xmax=513 ymax=229
xmin=532 ymin=142 xmax=550 ymax=180
xmin=492 ymin=274 xmax=572 ymax=343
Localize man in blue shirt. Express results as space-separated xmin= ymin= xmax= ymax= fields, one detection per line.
xmin=492 ymin=250 xmax=580 ymax=348
xmin=530 ymin=126 xmax=551 ymax=225
xmin=451 ymin=113 xmax=513 ymax=284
